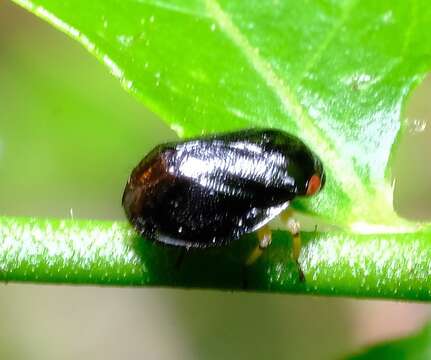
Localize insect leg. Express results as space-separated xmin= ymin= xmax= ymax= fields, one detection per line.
xmin=280 ymin=209 xmax=305 ymax=282
xmin=175 ymin=247 xmax=188 ymax=270
xmin=246 ymin=225 xmax=272 ymax=266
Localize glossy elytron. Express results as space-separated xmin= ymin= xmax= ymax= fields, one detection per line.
xmin=122 ymin=129 xmax=325 ymax=248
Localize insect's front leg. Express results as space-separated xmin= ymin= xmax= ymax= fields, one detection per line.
xmin=242 ymin=225 xmax=272 ymax=289
xmin=245 ymin=225 xmax=272 ymax=266
xmin=280 ymin=209 xmax=305 ymax=282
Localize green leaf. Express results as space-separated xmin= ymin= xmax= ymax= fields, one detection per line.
xmin=349 ymin=323 xmax=431 ymax=359
xmin=10 ymin=0 xmax=431 ymax=229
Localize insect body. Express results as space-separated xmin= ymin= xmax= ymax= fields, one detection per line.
xmin=122 ymin=129 xmax=325 ymax=252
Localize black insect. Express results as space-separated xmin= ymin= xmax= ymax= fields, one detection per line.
xmin=122 ymin=128 xmax=325 ymax=251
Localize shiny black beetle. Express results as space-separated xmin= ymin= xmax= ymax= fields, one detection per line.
xmin=122 ymin=129 xmax=325 ymax=251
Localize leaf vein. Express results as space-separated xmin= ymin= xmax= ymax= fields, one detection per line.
xmin=294 ymin=0 xmax=359 ymax=86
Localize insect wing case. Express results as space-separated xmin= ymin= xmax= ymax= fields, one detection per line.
xmin=123 ymin=129 xmax=321 ymax=248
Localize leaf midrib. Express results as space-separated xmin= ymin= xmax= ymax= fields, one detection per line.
xmin=205 ymin=0 xmax=368 ymax=205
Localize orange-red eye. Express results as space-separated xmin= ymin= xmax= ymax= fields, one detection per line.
xmin=306 ymin=174 xmax=322 ymax=196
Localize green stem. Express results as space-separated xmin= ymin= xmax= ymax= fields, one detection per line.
xmin=0 ymin=216 xmax=430 ymax=301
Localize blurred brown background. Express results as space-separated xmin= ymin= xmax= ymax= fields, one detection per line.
xmin=0 ymin=1 xmax=430 ymax=359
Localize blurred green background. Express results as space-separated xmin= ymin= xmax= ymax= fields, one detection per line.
xmin=1 ymin=1 xmax=430 ymax=359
